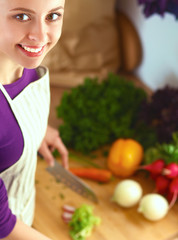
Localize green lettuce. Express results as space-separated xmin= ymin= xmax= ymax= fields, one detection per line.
xmin=69 ymin=204 xmax=101 ymax=240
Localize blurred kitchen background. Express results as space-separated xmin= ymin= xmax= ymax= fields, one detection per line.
xmin=43 ymin=0 xmax=178 ymax=91
xmin=117 ymin=0 xmax=178 ymax=90
xmin=42 ymin=0 xmax=178 ymax=127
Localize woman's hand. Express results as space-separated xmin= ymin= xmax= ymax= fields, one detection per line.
xmin=38 ymin=125 xmax=68 ymax=169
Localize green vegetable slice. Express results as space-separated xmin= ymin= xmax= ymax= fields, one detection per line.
xmin=69 ymin=204 xmax=101 ymax=240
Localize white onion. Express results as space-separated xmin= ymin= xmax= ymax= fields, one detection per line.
xmin=112 ymin=179 xmax=143 ymax=207
xmin=137 ymin=193 xmax=169 ymax=221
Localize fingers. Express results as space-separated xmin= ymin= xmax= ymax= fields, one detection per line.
xmin=38 ymin=142 xmax=55 ymax=167
xmin=54 ymin=137 xmax=69 ymax=169
xmin=47 ymin=126 xmax=69 ymax=169
xmin=39 ymin=125 xmax=69 ymax=169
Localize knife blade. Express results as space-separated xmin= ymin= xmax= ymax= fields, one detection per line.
xmin=46 ymin=160 xmax=98 ymax=203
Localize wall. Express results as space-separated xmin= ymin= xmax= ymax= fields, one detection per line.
xmin=116 ymin=0 xmax=178 ymax=91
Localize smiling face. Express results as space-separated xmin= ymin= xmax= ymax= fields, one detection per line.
xmin=0 ymin=0 xmax=65 ymax=69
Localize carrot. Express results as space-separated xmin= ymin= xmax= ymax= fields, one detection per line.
xmin=69 ymin=167 xmax=112 ymax=183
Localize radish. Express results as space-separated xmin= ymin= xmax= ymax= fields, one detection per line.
xmin=62 ymin=204 xmax=76 ymax=213
xmin=62 ymin=204 xmax=76 ymax=224
xmin=150 ymin=173 xmax=159 ymax=181
xmin=168 ymin=177 xmax=178 ymax=209
xmin=162 ymin=163 xmax=178 ymax=179
xmin=166 ymin=191 xmax=174 ymax=204
xmin=139 ymin=159 xmax=165 ymax=176
xmin=62 ymin=211 xmax=73 ymax=223
xmin=155 ymin=175 xmax=171 ymax=196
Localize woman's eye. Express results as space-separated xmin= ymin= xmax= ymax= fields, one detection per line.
xmin=15 ymin=14 xmax=30 ymax=21
xmin=46 ymin=13 xmax=61 ymax=21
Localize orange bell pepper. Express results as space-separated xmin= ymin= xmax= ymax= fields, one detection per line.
xmin=107 ymin=138 xmax=144 ymax=177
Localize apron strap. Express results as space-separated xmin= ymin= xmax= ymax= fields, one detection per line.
xmin=0 ymin=83 xmax=12 ymax=104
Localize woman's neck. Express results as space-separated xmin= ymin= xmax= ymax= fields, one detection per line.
xmin=0 ymin=53 xmax=24 ymax=85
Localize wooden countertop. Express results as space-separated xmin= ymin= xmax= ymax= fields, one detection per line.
xmin=33 ymin=155 xmax=178 ymax=240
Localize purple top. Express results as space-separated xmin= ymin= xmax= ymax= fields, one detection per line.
xmin=0 ymin=68 xmax=39 ymax=237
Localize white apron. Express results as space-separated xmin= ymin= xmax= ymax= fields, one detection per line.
xmin=0 ymin=66 xmax=50 ymax=226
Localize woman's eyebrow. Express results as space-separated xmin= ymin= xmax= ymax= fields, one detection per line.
xmin=10 ymin=6 xmax=64 ymax=14
xmin=49 ymin=7 xmax=64 ymax=12
xmin=10 ymin=8 xmax=35 ymax=13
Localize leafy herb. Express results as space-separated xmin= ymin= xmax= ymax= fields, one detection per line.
xmin=138 ymin=0 xmax=178 ymax=19
xmin=53 ymin=150 xmax=102 ymax=168
xmin=139 ymin=86 xmax=178 ymax=144
xmin=144 ymin=132 xmax=178 ymax=164
xmin=57 ymin=73 xmax=156 ymax=154
xmin=35 ymin=180 xmax=39 ymax=185
xmin=59 ymin=193 xmax=65 ymax=199
xmin=69 ymin=152 xmax=101 ymax=168
xmin=69 ymin=204 xmax=101 ymax=240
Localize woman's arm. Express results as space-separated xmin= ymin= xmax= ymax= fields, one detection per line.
xmin=2 ymin=219 xmax=51 ymax=240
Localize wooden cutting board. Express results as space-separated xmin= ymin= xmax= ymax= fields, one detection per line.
xmin=33 ymin=157 xmax=178 ymax=240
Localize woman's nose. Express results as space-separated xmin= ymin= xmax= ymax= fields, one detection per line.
xmin=27 ymin=20 xmax=47 ymax=43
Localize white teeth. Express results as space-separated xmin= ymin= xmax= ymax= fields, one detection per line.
xmin=22 ymin=46 xmax=43 ymax=53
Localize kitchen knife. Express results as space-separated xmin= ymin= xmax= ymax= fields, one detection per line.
xmin=46 ymin=160 xmax=98 ymax=203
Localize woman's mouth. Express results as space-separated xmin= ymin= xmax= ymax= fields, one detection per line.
xmin=18 ymin=44 xmax=45 ymax=57
xmin=22 ymin=45 xmax=43 ymax=53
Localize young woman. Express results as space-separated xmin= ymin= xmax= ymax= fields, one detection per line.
xmin=0 ymin=0 xmax=68 ymax=239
